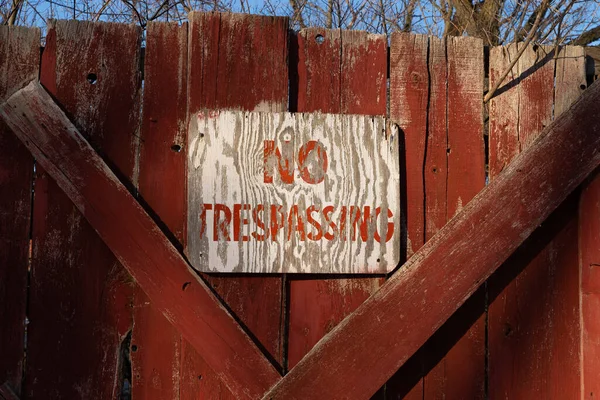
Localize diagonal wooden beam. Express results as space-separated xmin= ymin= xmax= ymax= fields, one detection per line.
xmin=0 ymin=81 xmax=281 ymax=400
xmin=264 ymin=79 xmax=600 ymax=399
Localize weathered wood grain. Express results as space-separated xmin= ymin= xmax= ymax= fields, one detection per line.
xmin=287 ymin=28 xmax=388 ymax=372
xmin=131 ymin=21 xmax=187 ymax=399
xmin=552 ymin=48 xmax=588 ymax=398
xmin=0 ymin=26 xmax=39 ymax=398
xmin=424 ymin=35 xmax=486 ymax=399
xmin=389 ymin=32 xmax=429 ymax=259
xmin=580 ymin=173 xmax=600 ymax=400
xmin=488 ymin=44 xmax=583 ymax=398
xmin=187 ymin=111 xmax=400 ymax=274
xmin=263 ymin=76 xmax=600 ymax=400
xmin=25 ymin=20 xmax=139 ymax=399
xmin=386 ymin=33 xmax=486 ymax=400
xmin=489 ymin=42 xmax=554 ymax=398
xmin=555 ymin=46 xmax=587 ymax=116
xmin=0 ymin=81 xmax=281 ymax=400
xmin=185 ymin=14 xmax=289 ymax=387
xmin=386 ymin=32 xmax=430 ymax=398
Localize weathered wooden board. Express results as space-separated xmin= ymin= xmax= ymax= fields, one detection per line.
xmin=386 ymin=31 xmax=430 ymax=399
xmin=0 ymin=25 xmax=39 ymax=398
xmin=580 ymin=173 xmax=600 ymax=400
xmin=185 ymin=14 xmax=289 ymax=391
xmin=0 ymin=81 xmax=282 ymax=400
xmin=554 ymin=44 xmax=592 ymax=399
xmin=26 ymin=20 xmax=138 ymax=399
xmin=131 ymin=21 xmax=187 ymax=399
xmin=424 ymin=35 xmax=486 ymax=399
xmin=187 ymin=111 xmax=400 ymax=274
xmin=488 ymin=43 xmax=583 ymax=398
xmin=386 ymin=33 xmax=486 ymax=399
xmin=263 ymin=76 xmax=600 ymax=399
xmin=287 ymin=28 xmax=388 ymax=376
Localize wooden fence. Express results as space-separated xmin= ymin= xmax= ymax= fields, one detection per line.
xmin=0 ymin=12 xmax=598 ymax=399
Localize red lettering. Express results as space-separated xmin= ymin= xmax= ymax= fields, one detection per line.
xmin=233 ymin=204 xmax=251 ymax=242
xmin=287 ymin=205 xmax=306 ymax=241
xmin=199 ymin=204 xmax=213 ymax=238
xmin=201 ymin=203 xmax=393 ymax=243
xmin=264 ymin=140 xmax=294 ymax=184
xmin=298 ymin=141 xmax=328 ymax=184
xmin=350 ymin=206 xmax=370 ymax=241
xmin=323 ymin=205 xmax=338 ymax=240
xmin=374 ymin=207 xmax=394 ymax=242
xmin=306 ymin=206 xmax=323 ymax=241
xmin=213 ymin=204 xmax=232 ymax=241
xmin=251 ymin=205 xmax=268 ymax=241
xmin=270 ymin=205 xmax=286 ymax=240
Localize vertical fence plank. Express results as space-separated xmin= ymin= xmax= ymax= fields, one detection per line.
xmin=554 ymin=45 xmax=595 ymax=399
xmin=385 ymin=32 xmax=429 ymax=399
xmin=130 ymin=21 xmax=187 ymax=399
xmin=293 ymin=29 xmax=341 ymax=114
xmin=552 ymin=46 xmax=587 ymax=398
xmin=389 ymin=33 xmax=429 ymax=260
xmin=488 ymin=43 xmax=582 ymax=398
xmin=387 ymin=33 xmax=485 ymax=399
xmin=287 ymin=28 xmax=387 ymax=372
xmin=580 ymin=175 xmax=600 ymax=400
xmin=25 ymin=20 xmax=141 ymax=399
xmin=184 ymin=12 xmax=288 ymax=397
xmin=424 ymin=36 xmax=486 ymax=399
xmin=416 ymin=36 xmax=449 ymax=399
xmin=424 ymin=37 xmax=448 ymax=240
xmin=579 ymin=45 xmax=599 ymax=400
xmin=0 ymin=26 xmax=39 ymax=397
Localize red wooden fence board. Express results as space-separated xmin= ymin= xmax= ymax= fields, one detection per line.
xmin=581 ymin=174 xmax=600 ymax=399
xmin=389 ymin=33 xmax=428 ymax=260
xmin=387 ymin=33 xmax=428 ymax=398
xmin=23 ymin=20 xmax=140 ymax=399
xmin=488 ymin=43 xmax=583 ymax=399
xmin=387 ymin=33 xmax=486 ymax=399
xmin=551 ymin=46 xmax=587 ymax=398
xmin=0 ymin=26 xmax=39 ymax=397
xmin=131 ymin=21 xmax=187 ymax=399
xmin=264 ymin=76 xmax=600 ymax=399
xmin=554 ymin=45 xmax=595 ymax=400
xmin=425 ymin=35 xmax=486 ymax=400
xmin=185 ymin=11 xmax=289 ymax=396
xmin=293 ymin=29 xmax=341 ymax=114
xmin=287 ymin=27 xmax=387 ymax=371
xmin=424 ymin=36 xmax=448 ymax=240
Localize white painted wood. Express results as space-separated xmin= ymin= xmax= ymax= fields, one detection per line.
xmin=187 ymin=111 xmax=401 ymax=273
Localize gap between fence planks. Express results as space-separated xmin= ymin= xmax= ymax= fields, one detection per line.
xmin=264 ymin=77 xmax=600 ymax=399
xmin=0 ymin=81 xmax=281 ymax=400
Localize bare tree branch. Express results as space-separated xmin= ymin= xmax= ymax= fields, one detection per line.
xmin=571 ymin=24 xmax=600 ymax=45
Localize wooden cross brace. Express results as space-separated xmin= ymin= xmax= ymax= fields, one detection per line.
xmin=1 ymin=80 xmax=599 ymax=400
